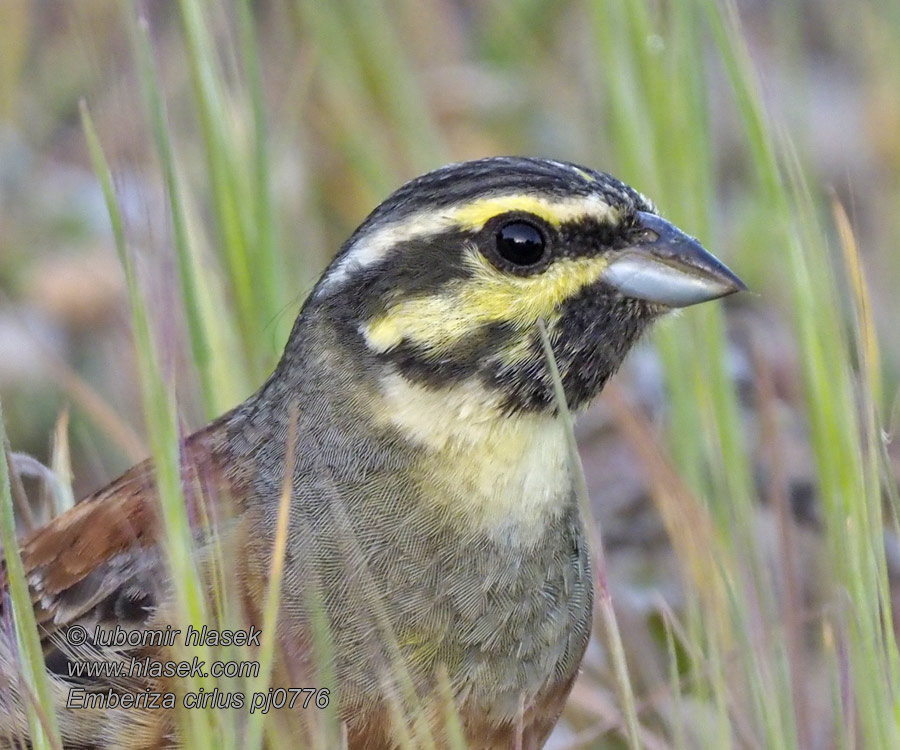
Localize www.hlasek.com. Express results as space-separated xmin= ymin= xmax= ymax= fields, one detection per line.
xmin=63 ymin=624 xmax=329 ymax=713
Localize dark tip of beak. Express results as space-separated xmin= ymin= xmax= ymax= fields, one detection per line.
xmin=601 ymin=211 xmax=747 ymax=308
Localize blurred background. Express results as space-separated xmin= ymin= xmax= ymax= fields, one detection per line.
xmin=2 ymin=0 xmax=900 ymax=747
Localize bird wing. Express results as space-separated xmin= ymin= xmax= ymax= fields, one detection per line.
xmin=6 ymin=417 xmax=237 ymax=646
xmin=22 ymin=457 xmax=160 ymax=633
xmin=0 ymin=417 xmax=257 ymax=750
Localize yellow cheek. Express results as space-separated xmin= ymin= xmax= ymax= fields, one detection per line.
xmin=363 ymin=250 xmax=609 ymax=353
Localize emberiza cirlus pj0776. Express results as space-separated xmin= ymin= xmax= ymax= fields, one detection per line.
xmin=0 ymin=157 xmax=744 ymax=750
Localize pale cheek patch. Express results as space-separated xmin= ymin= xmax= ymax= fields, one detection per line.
xmin=362 ymin=250 xmax=610 ymax=354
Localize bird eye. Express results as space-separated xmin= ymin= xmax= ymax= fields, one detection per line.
xmin=494 ymin=220 xmax=547 ymax=267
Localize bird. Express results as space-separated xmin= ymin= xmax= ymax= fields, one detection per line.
xmin=0 ymin=156 xmax=744 ymax=749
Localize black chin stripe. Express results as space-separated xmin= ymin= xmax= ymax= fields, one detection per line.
xmin=384 ymin=321 xmax=518 ymax=390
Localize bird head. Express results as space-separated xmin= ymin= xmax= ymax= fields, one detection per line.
xmin=307 ymin=156 xmax=744 ymax=414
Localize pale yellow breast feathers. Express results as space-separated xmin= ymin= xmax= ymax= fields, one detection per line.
xmin=373 ymin=371 xmax=572 ymax=545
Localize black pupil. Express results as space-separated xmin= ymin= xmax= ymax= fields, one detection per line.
xmin=495 ymin=221 xmax=546 ymax=266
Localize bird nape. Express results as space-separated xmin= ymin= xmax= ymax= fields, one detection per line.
xmin=1 ymin=156 xmax=744 ymax=750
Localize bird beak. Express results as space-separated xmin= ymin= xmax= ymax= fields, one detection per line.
xmin=600 ymin=211 xmax=746 ymax=307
